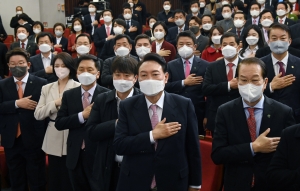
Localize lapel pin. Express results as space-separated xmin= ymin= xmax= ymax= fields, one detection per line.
xmin=292 ymin=66 xmax=294 ymax=68
xmin=267 ymin=114 xmax=271 ymax=118
xmin=194 ymin=67 xmax=196 ymax=69
xmin=30 ymin=81 xmax=32 ymax=83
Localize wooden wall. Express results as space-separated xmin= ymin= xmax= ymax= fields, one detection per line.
xmin=64 ymin=0 xmax=184 ymax=18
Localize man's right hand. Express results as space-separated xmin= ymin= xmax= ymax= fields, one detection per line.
xmin=270 ymin=73 xmax=295 ymax=91
xmin=184 ymin=74 xmax=203 ymax=86
xmin=45 ymin=66 xmax=53 ymax=74
xmin=152 ymin=118 xmax=181 ymax=140
xmin=158 ymin=49 xmax=171 ymax=57
xmin=106 ymin=35 xmax=115 ymax=40
xmin=82 ymin=103 xmax=94 ymax=119
xmin=229 ymin=78 xmax=238 ymax=89
xmin=16 ymin=95 xmax=37 ymax=110
xmin=168 ymin=17 xmax=174 ymax=23
xmin=252 ymin=128 xmax=281 ymax=153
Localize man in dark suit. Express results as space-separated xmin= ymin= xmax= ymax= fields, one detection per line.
xmin=216 ymin=5 xmax=234 ymax=32
xmin=157 ymin=0 xmax=176 ymax=29
xmin=229 ymin=12 xmax=247 ymax=41
xmin=10 ymin=6 xmax=34 ymax=35
xmin=245 ymin=2 xmax=261 ymax=28
xmin=0 ymin=42 xmax=8 ymax=78
xmin=132 ymin=0 xmax=147 ymax=26
xmin=83 ymin=2 xmax=100 ymax=37
xmin=202 ymin=32 xmax=241 ymax=134
xmin=166 ymin=10 xmax=189 ymax=47
xmin=255 ymin=46 xmax=300 ymax=58
xmin=266 ymin=123 xmax=300 ymax=191
xmin=10 ymin=26 xmax=38 ymax=57
xmin=188 ymin=16 xmax=209 ymax=55
xmin=101 ymin=34 xmax=138 ymax=89
xmin=55 ymin=54 xmax=109 ymax=191
xmin=258 ymin=0 xmax=275 ymax=15
xmin=93 ymin=9 xmax=114 ymax=57
xmin=122 ymin=6 xmax=142 ymax=41
xmin=86 ymin=56 xmax=141 ymax=191
xmin=275 ymin=2 xmax=296 ymax=26
xmin=186 ymin=0 xmax=212 ymax=22
xmin=113 ymin=53 xmax=201 ymax=191
xmin=165 ymin=31 xmax=209 ymax=135
xmin=29 ymin=32 xmax=58 ymax=84
xmin=118 ymin=2 xmax=142 ymax=24
xmin=212 ymin=57 xmax=295 ymax=191
xmin=0 ymin=48 xmax=47 ymax=191
xmin=261 ymin=23 xmax=300 ymax=123
xmin=18 ymin=13 xmax=34 ymax=36
xmin=53 ymin=23 xmax=68 ymax=52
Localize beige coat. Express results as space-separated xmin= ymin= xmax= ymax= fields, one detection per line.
xmin=34 ymin=79 xmax=81 ymax=156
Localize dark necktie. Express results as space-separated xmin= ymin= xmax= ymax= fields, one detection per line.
xmin=126 ymin=20 xmax=130 ymax=29
xmin=237 ymin=30 xmax=241 ymax=38
xmin=227 ymin=63 xmax=234 ymax=81
xmin=21 ymin=42 xmax=25 ymax=49
xmin=277 ymin=61 xmax=285 ymax=76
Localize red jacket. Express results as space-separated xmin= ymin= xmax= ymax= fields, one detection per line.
xmin=151 ymin=40 xmax=176 ymax=63
xmin=201 ymin=46 xmax=223 ymax=62
xmin=67 ymin=33 xmax=89 ymax=58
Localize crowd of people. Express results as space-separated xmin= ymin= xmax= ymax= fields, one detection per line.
xmin=0 ymin=0 xmax=300 ymax=190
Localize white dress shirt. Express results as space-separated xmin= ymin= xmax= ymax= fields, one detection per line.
xmin=90 ymin=14 xmax=96 ymax=35
xmin=225 ymin=56 xmax=239 ymax=91
xmin=14 ymin=72 xmax=29 ymax=108
xmin=156 ymin=41 xmax=163 ymax=53
xmin=178 ymin=24 xmax=185 ymax=33
xmin=269 ymin=53 xmax=289 ymax=92
xmin=41 ymin=53 xmax=52 ymax=69
xmin=278 ymin=16 xmax=286 ymax=24
xmin=20 ymin=39 xmax=28 ymax=49
xmin=78 ymin=83 xmax=97 ymax=124
xmin=56 ymin=37 xmax=62 ymax=45
xmin=242 ymin=45 xmax=259 ymax=58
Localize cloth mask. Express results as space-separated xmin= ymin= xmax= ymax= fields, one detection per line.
xmin=139 ymin=80 xmax=165 ymax=96
xmin=113 ymin=80 xmax=134 ymax=93
xmin=54 ymin=67 xmax=70 ymax=80
xmin=78 ymin=72 xmax=96 ymax=85
xmin=238 ymin=83 xmax=264 ymax=103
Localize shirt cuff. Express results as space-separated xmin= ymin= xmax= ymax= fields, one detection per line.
xmin=269 ymin=84 xmax=274 ymax=93
xmin=15 ymin=100 xmax=19 ymax=108
xmin=190 ymin=185 xmax=201 ymax=189
xmin=149 ymin=131 xmax=156 ymax=144
xmin=78 ymin=112 xmax=85 ymax=124
xmin=182 ymin=80 xmax=185 ymax=87
xmin=250 ymin=143 xmax=256 ymax=156
xmin=228 ymin=82 xmax=231 ymax=92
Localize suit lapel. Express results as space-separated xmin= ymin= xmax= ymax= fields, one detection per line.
xmin=92 ymin=85 xmax=101 ymax=103
xmin=259 ymin=96 xmax=272 ymax=134
xmin=50 ymin=81 xmax=59 ymax=100
xmin=175 ymin=58 xmax=185 ymax=79
xmin=190 ymin=57 xmax=201 ymax=74
xmin=286 ymin=54 xmax=296 ymax=76
xmin=6 ymin=77 xmax=19 ymax=100
xmin=133 ymin=95 xmax=153 ymax=133
xmin=265 ymin=55 xmax=276 ymax=80
xmin=23 ymin=75 xmax=36 ymax=97
xmin=218 ymin=59 xmax=228 ymax=82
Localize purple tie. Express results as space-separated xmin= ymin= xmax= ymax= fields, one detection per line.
xmin=277 ymin=61 xmax=285 ymax=76
xmin=81 ymin=92 xmax=90 ymax=149
xmin=150 ymin=104 xmax=158 ymax=189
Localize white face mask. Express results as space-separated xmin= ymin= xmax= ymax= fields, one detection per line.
xmin=222 ymin=1 xmax=229 ymax=5
xmin=136 ymin=46 xmax=151 ymax=58
xmin=39 ymin=44 xmax=51 ymax=53
xmin=74 ymin=25 xmax=82 ymax=32
xmin=211 ymin=35 xmax=222 ymax=44
xmin=178 ymin=45 xmax=194 ymax=59
xmin=113 ymin=79 xmax=134 ymax=93
xmin=154 ymin=31 xmax=165 ymax=40
xmin=238 ymin=83 xmax=264 ymax=103
xmin=55 ymin=67 xmax=70 ymax=80
xmin=16 ymin=11 xmax=22 ymax=15
xmin=175 ymin=19 xmax=185 ymax=26
xmin=163 ymin=5 xmax=171 ymax=11
xmin=222 ymin=45 xmax=237 ymax=59
xmin=116 ymin=47 xmax=130 ymax=57
xmin=257 ymin=0 xmax=265 ymax=4
xmin=17 ymin=33 xmax=27 ymax=40
xmin=289 ymin=0 xmax=296 ymax=3
xmin=234 ymin=19 xmax=244 ymax=28
xmin=103 ymin=16 xmax=112 ymax=23
xmin=149 ymin=22 xmax=155 ymax=28
xmin=33 ymin=28 xmax=41 ymax=34
xmin=113 ymin=26 xmax=124 ymax=35
xmin=124 ymin=13 xmax=132 ymax=20
xmin=202 ymin=23 xmax=212 ymax=31
xmin=76 ymin=45 xmax=90 ymax=55
xmin=191 ymin=7 xmax=199 ymax=13
xmin=222 ymin=12 xmax=232 ymax=19
xmin=250 ymin=10 xmax=260 ymax=17
xmin=276 ymin=9 xmax=286 ymax=17
xmin=88 ymin=7 xmax=96 ymax=12
xmin=129 ymin=2 xmax=134 ymax=7
xmin=78 ymin=72 xmax=97 ymax=86
xmin=261 ymin=19 xmax=273 ymax=27
xmin=55 ymin=30 xmax=63 ymax=37
xmin=139 ymin=79 xmax=165 ymax=96
xmin=246 ymin=36 xmax=259 ymax=45
xmin=200 ymin=3 xmax=206 ymax=8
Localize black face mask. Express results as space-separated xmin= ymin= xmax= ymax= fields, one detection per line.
xmin=10 ymin=66 xmax=27 ymax=78
xmin=189 ymin=26 xmax=200 ymax=34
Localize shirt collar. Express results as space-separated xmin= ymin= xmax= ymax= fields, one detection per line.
xmin=181 ymin=55 xmax=194 ymax=64
xmin=20 ymin=39 xmax=28 ymax=45
xmin=105 ymin=24 xmax=112 ymax=28
xmin=81 ymin=83 xmax=97 ymax=97
xmin=196 ymin=34 xmax=200 ymax=39
xmin=245 ymin=45 xmax=259 ymax=51
xmin=13 ymin=72 xmax=29 ymax=84
xmin=145 ymin=91 xmax=165 ymax=110
xmin=271 ymin=53 xmax=289 ymax=66
xmin=242 ymin=95 xmax=264 ymax=109
xmin=41 ymin=53 xmax=52 ymax=60
xmin=156 ymin=41 xmax=163 ymax=46
xmin=115 ymin=88 xmax=134 ymax=100
xmin=178 ymin=24 xmax=185 ymax=31
xmin=224 ymin=55 xmax=239 ymax=66
xmin=56 ymin=36 xmax=62 ymax=40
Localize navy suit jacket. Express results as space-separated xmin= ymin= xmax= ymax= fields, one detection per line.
xmin=0 ymin=21 xmax=7 ymax=42
xmin=93 ymin=25 xmax=114 ymax=57
xmin=29 ymin=53 xmax=58 ymax=84
xmin=53 ymin=36 xmax=68 ymax=52
xmin=83 ymin=13 xmax=100 ymax=36
xmin=124 ymin=19 xmax=142 ymax=40
xmin=261 ymin=53 xmax=300 ymax=122
xmin=229 ymin=27 xmax=246 ymax=41
xmin=166 ymin=25 xmax=189 ymax=46
xmin=113 ymin=92 xmax=202 ymax=191
xmin=275 ymin=18 xmax=296 ymax=26
xmin=0 ymin=74 xmax=47 ymax=149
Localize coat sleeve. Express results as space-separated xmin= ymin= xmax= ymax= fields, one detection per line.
xmin=101 ymin=59 xmax=113 ymax=88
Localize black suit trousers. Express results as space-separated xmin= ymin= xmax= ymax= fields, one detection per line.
xmin=4 ymin=136 xmax=46 ymax=191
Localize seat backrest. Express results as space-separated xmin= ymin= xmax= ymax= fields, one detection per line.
xmin=4 ymin=35 xmax=14 ymax=43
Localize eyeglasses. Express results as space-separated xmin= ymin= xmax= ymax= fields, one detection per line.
xmin=9 ymin=62 xmax=27 ymax=67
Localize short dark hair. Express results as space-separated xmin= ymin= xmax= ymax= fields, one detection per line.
xmin=137 ymin=53 xmax=167 ymax=73
xmin=259 ymin=9 xmax=274 ymax=22
xmin=222 ymin=4 xmax=232 ymax=12
xmin=36 ymin=32 xmax=53 ymax=43
xmin=237 ymin=57 xmax=267 ymax=78
xmin=233 ymin=12 xmax=246 ymax=20
xmin=189 ymin=16 xmax=202 ymax=25
xmin=220 ymin=32 xmax=239 ymax=44
xmin=268 ymin=23 xmax=291 ymax=38
xmin=163 ymin=0 xmax=171 ymax=3
xmin=77 ymin=54 xmax=100 ymax=71
xmin=6 ymin=47 xmax=30 ymax=63
xmin=114 ymin=34 xmax=132 ymax=45
xmin=208 ymin=25 xmax=224 ymax=46
xmin=71 ymin=18 xmax=85 ymax=33
xmin=88 ymin=2 xmax=97 ymax=8
xmin=152 ymin=21 xmax=168 ymax=37
xmin=240 ymin=25 xmax=265 ymax=56
xmin=32 ymin=21 xmax=44 ymax=32
xmin=122 ymin=2 xmax=131 ymax=9
xmin=15 ymin=25 xmax=29 ymax=34
xmin=176 ymin=30 xmax=197 ymax=45
xmin=135 ymin=34 xmax=151 ymax=46
xmin=173 ymin=9 xmax=186 ymax=18
xmin=52 ymin=52 xmax=77 ymax=80
xmin=201 ymin=14 xmax=212 ymax=20
xmin=147 ymin=15 xmax=158 ymax=26
xmin=53 ymin=22 xmax=66 ymax=32
xmin=190 ymin=0 xmax=200 ymax=7
xmin=233 ymin=0 xmax=244 ymax=10
xmin=113 ymin=18 xmax=126 ymax=29
xmin=18 ymin=13 xmax=30 ymax=21
xmin=75 ymin=33 xmax=92 ymax=44
xmin=102 ymin=9 xmax=113 ymax=16
xmin=250 ymin=2 xmax=261 ymax=10
xmin=277 ymin=2 xmax=288 ymax=10
xmin=112 ymin=56 xmax=138 ymax=75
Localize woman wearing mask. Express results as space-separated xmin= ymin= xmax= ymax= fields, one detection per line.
xmin=53 ymin=22 xmax=68 ymax=52
xmin=34 ymin=52 xmax=80 ymax=191
xmin=201 ymin=26 xmax=223 ymax=62
xmin=144 ymin=16 xmax=157 ymax=42
xmin=28 ymin=21 xmax=44 ymax=43
xmin=68 ymin=18 xmax=88 ymax=58
xmin=286 ymin=1 xmax=299 ymax=21
xmin=151 ymin=21 xmax=176 ymax=63
xmin=239 ymin=25 xmax=265 ymax=59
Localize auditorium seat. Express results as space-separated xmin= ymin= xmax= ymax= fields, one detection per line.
xmin=4 ymin=43 xmax=11 ymax=50
xmin=4 ymin=35 xmax=14 ymax=43
xmin=0 ymin=146 xmax=10 ymax=188
xmin=44 ymin=28 xmax=54 ymax=36
xmin=64 ymin=28 xmax=71 ymax=39
xmin=199 ymin=134 xmax=223 ymax=191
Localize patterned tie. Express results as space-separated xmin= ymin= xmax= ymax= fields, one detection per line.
xmin=185 ymin=60 xmax=191 ymax=78
xmin=227 ymin=63 xmax=234 ymax=81
xmin=237 ymin=30 xmax=241 ymax=38
xmin=16 ymin=81 xmax=23 ymax=137
xmin=253 ymin=19 xmax=256 ymax=25
xmin=106 ymin=26 xmax=110 ymax=36
xmin=21 ymin=42 xmax=25 ymax=49
xmin=279 ymin=19 xmax=283 ymax=24
xmin=246 ymin=107 xmax=256 ymax=187
xmin=264 ymin=29 xmax=269 ymax=42
xmin=81 ymin=92 xmax=90 ymax=149
xmin=126 ymin=20 xmax=130 ymax=29
xmin=277 ymin=61 xmax=285 ymax=76
xmin=150 ymin=104 xmax=159 ymax=189
xmin=179 ymin=28 xmax=183 ymax=33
